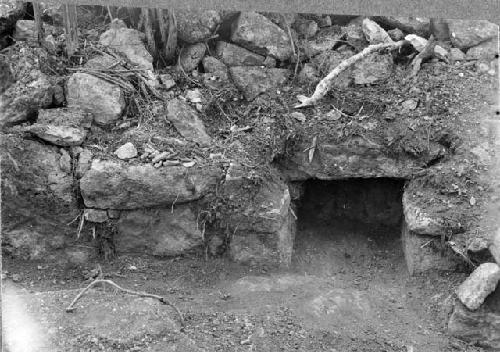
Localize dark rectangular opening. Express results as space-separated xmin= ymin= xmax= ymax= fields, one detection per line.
xmin=292 ymin=178 xmax=406 ymax=277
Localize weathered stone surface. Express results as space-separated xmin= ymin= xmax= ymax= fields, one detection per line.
xmin=230 ymin=12 xmax=293 ymax=61
xmin=176 ymin=10 xmax=222 ymax=44
xmin=311 ymin=47 xmax=354 ymax=88
xmin=450 ymin=47 xmax=466 ymax=61
xmin=362 ymin=18 xmax=392 ymax=44
xmin=84 ymin=53 xmax=125 ymax=70
xmin=300 ymin=26 xmax=343 ymax=58
xmin=116 ymin=206 xmax=203 ymax=256
xmin=448 ymin=290 xmax=500 ymax=350
xmin=84 ymin=209 xmax=108 ymax=223
xmin=80 ymin=160 xmax=221 ymax=209
xmin=13 ymin=19 xmax=36 ymax=41
xmin=166 ymin=98 xmax=211 ymax=145
xmin=215 ymin=41 xmax=274 ymax=67
xmin=76 ymin=148 xmax=92 ymax=178
xmin=387 ymin=28 xmax=404 ymax=41
xmin=99 ymin=25 xmax=153 ymax=70
xmin=0 ymin=71 xmax=55 ymax=128
xmin=114 ymin=142 xmax=138 ymax=160
xmin=276 ymin=139 xmax=423 ymax=181
xmin=179 ymin=42 xmax=206 ymax=72
xmin=292 ymin=18 xmax=318 ymax=39
xmin=1 ymin=134 xmax=78 ymax=259
xmin=402 ymin=190 xmax=444 ymax=236
xmin=203 ymin=56 xmax=227 ymax=73
xmin=457 ymin=263 xmax=500 ymax=310
xmin=0 ymin=58 xmax=13 ymax=94
xmin=229 ymin=66 xmax=289 ymax=101
xmin=402 ymin=220 xmax=461 ymax=275
xmin=261 ymin=12 xmax=297 ymax=30
xmin=224 ymin=165 xmax=296 ymax=266
xmin=27 ymin=108 xmax=91 ymax=146
xmin=405 ymin=34 xmax=428 ymax=52
xmin=373 ymin=16 xmax=430 ymax=37
xmin=447 ymin=20 xmax=499 ymax=49
xmin=466 ymin=38 xmax=499 ymax=61
xmin=491 ymin=228 xmax=500 ymax=264
xmin=66 ymin=72 xmax=125 ymax=125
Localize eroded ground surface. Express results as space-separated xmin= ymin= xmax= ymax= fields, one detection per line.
xmin=2 ymin=219 xmax=482 ymax=352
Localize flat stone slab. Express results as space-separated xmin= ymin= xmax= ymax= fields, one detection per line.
xmin=456 ymin=263 xmax=500 ymax=310
xmin=80 ymin=160 xmax=221 ymax=209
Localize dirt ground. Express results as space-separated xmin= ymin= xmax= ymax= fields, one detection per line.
xmin=2 ymin=212 xmax=484 ymax=352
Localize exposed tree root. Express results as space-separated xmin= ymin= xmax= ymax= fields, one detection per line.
xmin=65 ymin=279 xmax=185 ymax=327
xmin=295 ymin=40 xmax=407 ymax=108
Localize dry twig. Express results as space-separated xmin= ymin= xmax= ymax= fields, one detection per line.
xmin=65 ymin=279 xmax=184 ymax=326
xmin=295 ymin=40 xmax=407 ymax=108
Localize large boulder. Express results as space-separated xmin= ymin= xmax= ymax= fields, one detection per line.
xmin=447 ymin=20 xmax=498 ymax=49
xmin=276 ymin=138 xmax=423 ymax=181
xmin=456 ymin=263 xmax=500 ymax=310
xmin=66 ymin=72 xmax=125 ymax=125
xmin=26 ymin=108 xmax=92 ymax=146
xmin=99 ymin=23 xmax=153 ymax=70
xmin=1 ymin=134 xmax=78 ymax=260
xmin=229 ymin=66 xmax=289 ymax=101
xmin=176 ymin=10 xmax=222 ymax=44
xmin=224 ymin=164 xmax=296 ymax=267
xmin=80 ymin=160 xmax=221 ymax=209
xmin=116 ymin=206 xmax=203 ymax=256
xmin=448 ymin=288 xmax=500 ymax=350
xmin=230 ymin=12 xmax=293 ymax=61
xmin=373 ymin=16 xmax=430 ymax=37
xmin=165 ymin=98 xmax=211 ymax=145
xmin=0 ymin=71 xmax=55 ymax=129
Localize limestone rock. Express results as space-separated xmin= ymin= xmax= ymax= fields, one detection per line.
xmin=114 ymin=142 xmax=138 ymax=160
xmin=387 ymin=28 xmax=405 ymax=41
xmin=0 ymin=71 xmax=54 ymax=129
xmin=203 ymin=56 xmax=227 ymax=73
xmin=352 ymin=52 xmax=393 ymax=85
xmin=179 ymin=43 xmax=206 ymax=72
xmin=76 ymin=148 xmax=92 ymax=178
xmin=80 ymin=159 xmax=221 ymax=209
xmin=405 ymin=34 xmax=428 ymax=52
xmin=176 ymin=10 xmax=222 ymax=44
xmin=466 ymin=38 xmax=498 ymax=61
xmin=373 ymin=16 xmax=430 ymax=37
xmin=166 ymin=98 xmax=211 ymax=145
xmin=1 ymin=134 xmax=78 ymax=259
xmin=229 ymin=66 xmax=289 ymax=101
xmin=84 ymin=209 xmax=108 ymax=223
xmin=457 ymin=263 xmax=500 ymax=310
xmin=230 ymin=12 xmax=293 ymax=61
xmin=215 ymin=41 xmax=275 ymax=67
xmin=448 ymin=291 xmax=500 ymax=349
xmin=85 ymin=53 xmax=125 ymax=70
xmin=66 ymin=72 xmax=125 ymax=125
xmin=300 ymin=26 xmax=343 ymax=58
xmin=402 ymin=191 xmax=444 ymax=236
xmin=362 ymin=18 xmax=392 ymax=44
xmin=27 ymin=108 xmax=91 ymax=146
xmin=261 ymin=12 xmax=297 ymax=30
xmin=402 ymin=220 xmax=461 ymax=275
xmin=116 ymin=206 xmax=203 ymax=256
xmin=450 ymin=47 xmax=466 ymax=61
xmin=447 ymin=20 xmax=498 ymax=49
xmin=99 ymin=26 xmax=153 ymax=70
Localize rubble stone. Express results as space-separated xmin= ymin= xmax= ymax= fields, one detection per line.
xmin=231 ymin=12 xmax=293 ymax=61
xmin=447 ymin=20 xmax=498 ymax=49
xmin=362 ymin=18 xmax=392 ymax=44
xmin=215 ymin=41 xmax=274 ymax=67
xmin=179 ymin=43 xmax=206 ymax=72
xmin=114 ymin=142 xmax=138 ymax=160
xmin=466 ymin=38 xmax=498 ymax=61
xmin=229 ymin=66 xmax=289 ymax=101
xmin=176 ymin=10 xmax=222 ymax=44
xmin=66 ymin=72 xmax=125 ymax=125
xmin=166 ymin=98 xmax=211 ymax=145
xmin=457 ymin=263 xmax=500 ymax=310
